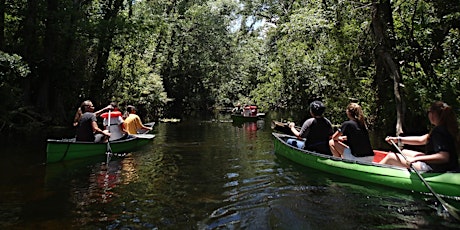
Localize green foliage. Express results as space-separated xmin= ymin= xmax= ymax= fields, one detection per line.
xmin=391 ymin=0 xmax=460 ymax=131
xmin=1 ymin=0 xmax=459 ymax=138
xmin=0 ymin=51 xmax=30 ymax=80
xmin=107 ymin=49 xmax=167 ymax=119
xmin=247 ymin=1 xmax=377 ymax=125
xmin=0 ymin=51 xmax=30 ymax=129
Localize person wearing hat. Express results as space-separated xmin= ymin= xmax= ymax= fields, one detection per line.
xmin=287 ymin=100 xmax=333 ymax=155
xmin=123 ymin=105 xmax=152 ymax=134
xmin=329 ymin=102 xmax=374 ymax=161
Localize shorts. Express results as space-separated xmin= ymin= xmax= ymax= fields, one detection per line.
xmin=287 ymin=138 xmax=305 ymax=149
xmin=413 ymin=161 xmax=433 ymax=172
xmin=94 ymin=134 xmax=105 ymax=143
xmin=343 ymin=147 xmax=374 ymax=162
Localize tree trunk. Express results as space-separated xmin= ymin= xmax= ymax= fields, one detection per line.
xmin=22 ymin=0 xmax=40 ymax=107
xmin=0 ymin=0 xmax=5 ymax=50
xmin=37 ymin=0 xmax=60 ymax=114
xmin=371 ymin=1 xmax=404 ymax=136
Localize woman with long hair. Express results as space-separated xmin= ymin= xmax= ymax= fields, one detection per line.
xmin=381 ymin=101 xmax=459 ymax=172
xmin=329 ymin=103 xmax=374 ymax=161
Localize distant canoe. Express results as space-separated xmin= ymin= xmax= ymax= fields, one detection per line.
xmin=230 ymin=114 xmax=262 ymax=123
xmin=46 ymin=134 xmax=155 ymax=163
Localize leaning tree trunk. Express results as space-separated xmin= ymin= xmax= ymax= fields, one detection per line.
xmin=371 ymin=1 xmax=404 ymax=136
xmin=0 ymin=0 xmax=5 ymax=50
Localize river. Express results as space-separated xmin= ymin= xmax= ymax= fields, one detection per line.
xmin=1 ymin=114 xmax=459 ymax=229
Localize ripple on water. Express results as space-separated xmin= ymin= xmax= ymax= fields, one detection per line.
xmin=201 ymin=166 xmax=330 ymax=229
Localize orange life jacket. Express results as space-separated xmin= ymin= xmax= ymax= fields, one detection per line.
xmin=100 ymin=111 xmax=122 ymax=118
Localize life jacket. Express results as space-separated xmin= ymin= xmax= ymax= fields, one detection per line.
xmin=100 ymin=111 xmax=122 ymax=118
xmin=243 ymin=105 xmax=258 ymax=116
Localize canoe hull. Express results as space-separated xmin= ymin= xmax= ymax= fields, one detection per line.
xmin=231 ymin=114 xmax=261 ymax=122
xmin=46 ymin=134 xmax=155 ymax=163
xmin=273 ymin=133 xmax=460 ymax=197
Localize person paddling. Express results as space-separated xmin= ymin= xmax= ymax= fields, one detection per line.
xmin=124 ymin=105 xmax=152 ymax=134
xmin=380 ymin=101 xmax=459 ymax=172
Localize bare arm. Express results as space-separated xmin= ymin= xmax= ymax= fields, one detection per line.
xmin=141 ymin=124 xmax=153 ymax=130
xmin=91 ymin=121 xmax=110 ymax=137
xmin=331 ymin=130 xmax=340 ymax=140
xmin=73 ymin=108 xmax=82 ymax=126
xmin=94 ymin=105 xmax=113 ymax=117
xmin=410 ymin=151 xmax=450 ymax=165
xmin=386 ymin=134 xmax=429 ymax=146
xmin=288 ymin=122 xmax=301 ymax=138
xmin=331 ymin=130 xmax=347 ymax=142
xmin=121 ymin=123 xmax=128 ymax=133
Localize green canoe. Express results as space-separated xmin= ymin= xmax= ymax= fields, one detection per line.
xmin=46 ymin=134 xmax=155 ymax=163
xmin=273 ymin=133 xmax=460 ymax=197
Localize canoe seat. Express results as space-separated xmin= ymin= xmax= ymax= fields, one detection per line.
xmin=372 ymin=150 xmax=388 ymax=163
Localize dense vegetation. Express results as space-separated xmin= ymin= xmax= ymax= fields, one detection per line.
xmin=1 ymin=0 xmax=459 ymax=143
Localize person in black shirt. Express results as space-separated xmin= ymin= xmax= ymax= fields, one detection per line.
xmin=329 ymin=103 xmax=374 ymax=161
xmin=382 ymin=101 xmax=459 ymax=172
xmin=288 ymin=101 xmax=333 ymax=155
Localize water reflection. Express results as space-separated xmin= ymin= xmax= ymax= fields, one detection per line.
xmin=89 ymin=155 xmax=139 ymax=204
xmin=2 ymin=117 xmax=460 ymax=229
xmin=231 ymin=120 xmax=265 ymax=142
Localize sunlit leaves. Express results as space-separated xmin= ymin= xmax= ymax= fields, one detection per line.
xmin=0 ymin=51 xmax=30 ymax=79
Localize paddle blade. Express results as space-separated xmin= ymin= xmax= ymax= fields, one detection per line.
xmin=442 ymin=202 xmax=460 ymax=221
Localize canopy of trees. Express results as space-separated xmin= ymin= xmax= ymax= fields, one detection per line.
xmin=1 ymin=0 xmax=459 ymax=143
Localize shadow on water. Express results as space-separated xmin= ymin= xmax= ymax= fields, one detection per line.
xmin=1 ymin=114 xmax=459 ymax=229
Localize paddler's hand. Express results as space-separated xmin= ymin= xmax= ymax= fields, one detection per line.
xmin=104 ymin=105 xmax=114 ymax=111
xmin=385 ymin=136 xmax=395 ymax=143
xmin=405 ymin=159 xmax=414 ymax=168
xmin=102 ymin=130 xmax=111 ymax=137
xmin=288 ymin=122 xmax=295 ymax=128
xmin=386 ymin=136 xmax=403 ymax=146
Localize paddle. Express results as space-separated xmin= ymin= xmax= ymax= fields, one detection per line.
xmin=389 ymin=140 xmax=460 ymax=220
xmin=271 ymin=120 xmax=300 ymax=135
xmin=142 ymin=122 xmax=155 ymax=134
xmin=106 ymin=110 xmax=112 ymax=164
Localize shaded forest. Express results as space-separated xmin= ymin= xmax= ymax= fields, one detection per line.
xmin=1 ymin=0 xmax=459 ymax=143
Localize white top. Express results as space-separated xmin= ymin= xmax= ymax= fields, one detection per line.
xmin=103 ymin=116 xmax=125 ymax=141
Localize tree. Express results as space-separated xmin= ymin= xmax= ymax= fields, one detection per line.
xmin=370 ymin=0 xmax=404 ymax=137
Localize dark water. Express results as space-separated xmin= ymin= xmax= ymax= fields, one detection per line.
xmin=1 ymin=115 xmax=459 ymax=229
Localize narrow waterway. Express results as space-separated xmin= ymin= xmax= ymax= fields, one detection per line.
xmin=1 ymin=115 xmax=459 ymax=229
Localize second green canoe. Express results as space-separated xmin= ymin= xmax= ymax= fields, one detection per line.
xmin=46 ymin=134 xmax=155 ymax=163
